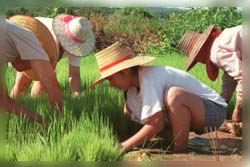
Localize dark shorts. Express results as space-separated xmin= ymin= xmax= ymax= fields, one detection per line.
xmin=194 ymin=98 xmax=226 ymax=135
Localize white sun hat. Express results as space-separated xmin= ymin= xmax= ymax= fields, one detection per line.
xmin=52 ymin=14 xmax=95 ymax=57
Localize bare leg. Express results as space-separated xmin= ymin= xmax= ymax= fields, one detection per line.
xmin=31 ymin=81 xmax=45 ymax=97
xmin=10 ymin=72 xmax=32 ymax=99
xmin=69 ymin=64 xmax=81 ymax=96
xmin=164 ymin=87 xmax=205 ymax=153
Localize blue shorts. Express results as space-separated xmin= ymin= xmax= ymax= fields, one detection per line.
xmin=194 ymin=98 xmax=226 ymax=135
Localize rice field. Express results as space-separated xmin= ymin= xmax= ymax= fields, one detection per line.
xmin=3 ymin=52 xmax=235 ymax=161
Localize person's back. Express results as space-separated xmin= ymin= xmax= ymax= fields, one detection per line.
xmin=1 ymin=18 xmax=62 ymax=126
xmin=3 ymin=20 xmax=49 ymax=62
xmin=139 ymin=66 xmax=227 ymax=106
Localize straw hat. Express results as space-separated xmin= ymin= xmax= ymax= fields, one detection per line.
xmin=9 ymin=15 xmax=58 ymax=81
xmin=179 ymin=25 xmax=220 ymax=81
xmin=88 ymin=42 xmax=155 ymax=89
xmin=52 ymin=14 xmax=95 ymax=57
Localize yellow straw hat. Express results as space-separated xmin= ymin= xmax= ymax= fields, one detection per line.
xmin=88 ymin=42 xmax=155 ymax=89
xmin=9 ymin=15 xmax=58 ymax=80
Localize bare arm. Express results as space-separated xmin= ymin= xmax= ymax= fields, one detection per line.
xmin=69 ymin=64 xmax=81 ymax=96
xmin=221 ymin=72 xmax=237 ymax=103
xmin=0 ymin=95 xmax=45 ymax=125
xmin=30 ymin=81 xmax=45 ymax=97
xmin=0 ymin=64 xmax=44 ymax=125
xmin=120 ymin=111 xmax=165 ymax=152
xmin=30 ymin=60 xmax=62 ymax=112
xmin=10 ymin=71 xmax=32 ymax=99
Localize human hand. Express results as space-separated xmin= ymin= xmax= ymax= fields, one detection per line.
xmin=120 ymin=141 xmax=132 ymax=153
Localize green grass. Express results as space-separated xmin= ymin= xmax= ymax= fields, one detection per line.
xmin=4 ymin=51 xmax=235 ymax=161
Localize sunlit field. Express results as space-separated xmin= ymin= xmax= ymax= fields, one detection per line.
xmin=4 ymin=52 xmax=235 ymax=161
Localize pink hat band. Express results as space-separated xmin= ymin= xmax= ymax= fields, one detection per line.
xmin=65 ymin=23 xmax=86 ymax=43
xmin=60 ymin=15 xmax=91 ymax=44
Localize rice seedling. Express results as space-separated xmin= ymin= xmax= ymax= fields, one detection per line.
xmin=4 ymin=51 xmax=231 ymax=161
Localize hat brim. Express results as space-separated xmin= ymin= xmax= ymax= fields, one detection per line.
xmin=88 ymin=56 xmax=155 ymax=89
xmin=186 ymin=25 xmax=215 ymax=71
xmin=9 ymin=15 xmax=58 ymax=81
xmin=52 ymin=14 xmax=95 ymax=57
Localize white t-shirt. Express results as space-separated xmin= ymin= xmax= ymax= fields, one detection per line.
xmin=36 ymin=17 xmax=81 ymax=67
xmin=127 ymin=66 xmax=227 ymax=124
xmin=0 ymin=20 xmax=49 ymax=62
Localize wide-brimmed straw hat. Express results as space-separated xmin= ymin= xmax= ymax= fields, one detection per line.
xmin=52 ymin=14 xmax=95 ymax=57
xmin=9 ymin=15 xmax=58 ymax=80
xmin=88 ymin=42 xmax=155 ymax=89
xmin=179 ymin=25 xmax=219 ymax=81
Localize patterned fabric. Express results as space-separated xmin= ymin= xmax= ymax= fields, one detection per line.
xmin=194 ymin=98 xmax=226 ymax=134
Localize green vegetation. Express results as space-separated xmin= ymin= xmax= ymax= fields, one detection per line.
xmin=5 ymin=52 xmax=235 ymax=161
xmin=6 ymin=7 xmax=242 ymax=53
xmin=4 ymin=7 xmax=240 ymax=161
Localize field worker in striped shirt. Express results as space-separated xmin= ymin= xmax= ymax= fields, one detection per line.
xmin=10 ymin=14 xmax=95 ymax=98
xmin=88 ymin=42 xmax=227 ymax=153
xmin=0 ymin=18 xmax=62 ymax=125
xmin=179 ymin=25 xmax=242 ymax=136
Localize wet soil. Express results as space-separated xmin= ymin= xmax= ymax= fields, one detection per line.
xmin=123 ymin=121 xmax=242 ymax=161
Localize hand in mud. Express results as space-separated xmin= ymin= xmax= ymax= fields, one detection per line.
xmin=226 ymin=122 xmax=242 ymax=136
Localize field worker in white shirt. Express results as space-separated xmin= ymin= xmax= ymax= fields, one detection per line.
xmin=88 ymin=42 xmax=227 ymax=153
xmin=10 ymin=14 xmax=95 ymax=98
xmin=0 ymin=18 xmax=62 ymax=125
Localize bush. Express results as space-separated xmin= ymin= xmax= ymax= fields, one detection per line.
xmin=114 ymin=7 xmax=154 ymax=19
xmin=6 ymin=7 xmax=242 ymax=55
xmin=148 ymin=7 xmax=242 ymax=55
